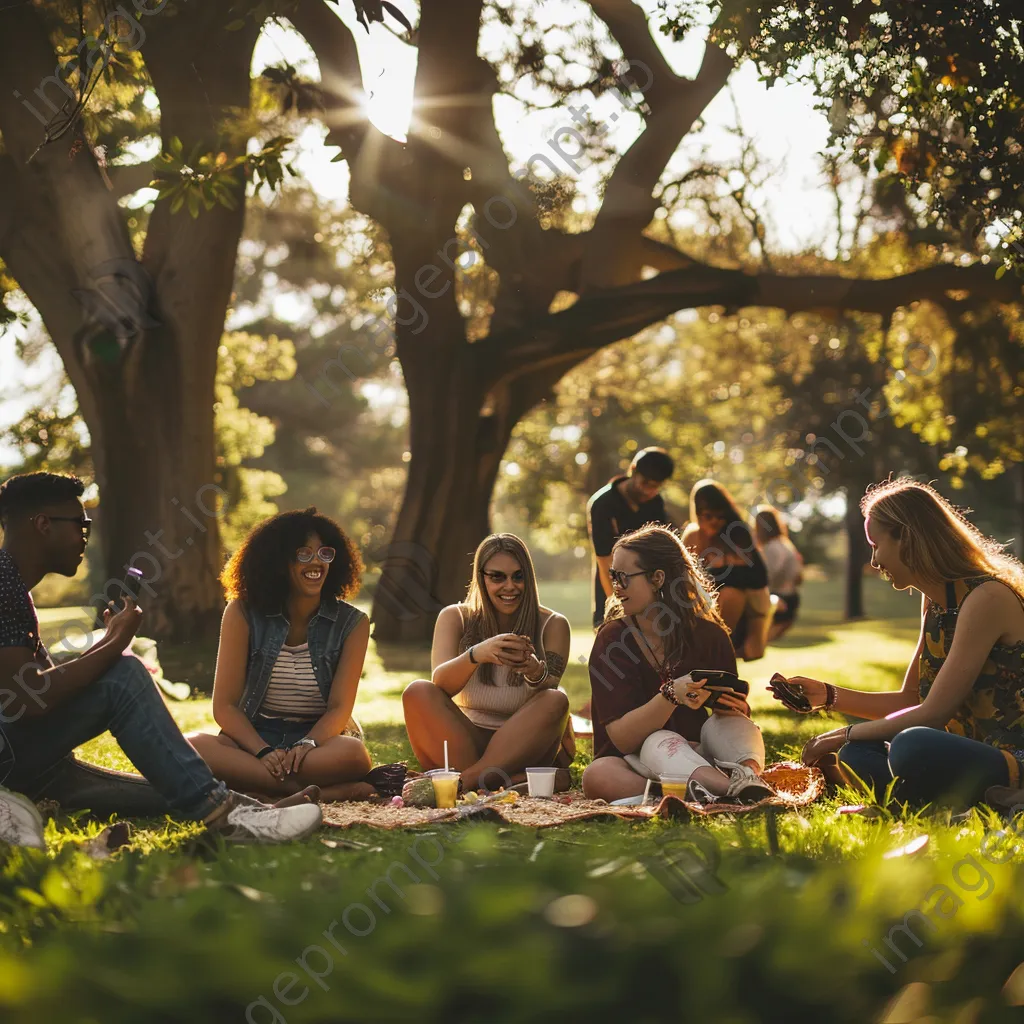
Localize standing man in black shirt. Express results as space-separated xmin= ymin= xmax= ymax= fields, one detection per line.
xmin=587 ymin=448 xmax=675 ymax=628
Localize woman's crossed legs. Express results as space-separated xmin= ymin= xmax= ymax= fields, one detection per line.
xmin=583 ymin=714 xmax=765 ymax=802
xmin=188 ymin=731 xmax=375 ymax=803
xmin=402 ymin=679 xmax=569 ymax=791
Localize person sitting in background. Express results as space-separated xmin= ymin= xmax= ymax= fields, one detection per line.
xmin=587 ymin=447 xmax=676 ymax=630
xmin=402 ymin=533 xmax=571 ymax=792
xmin=582 ymin=524 xmax=773 ymax=806
xmin=756 ymin=505 xmax=804 ymax=641
xmin=683 ymin=480 xmax=772 ymax=660
xmin=774 ymin=479 xmax=1024 ymax=810
xmin=0 ymin=472 xmax=321 ymax=843
xmin=188 ymin=509 xmax=377 ymax=802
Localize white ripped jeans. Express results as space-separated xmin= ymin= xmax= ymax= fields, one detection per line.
xmin=623 ymin=714 xmax=765 ymax=782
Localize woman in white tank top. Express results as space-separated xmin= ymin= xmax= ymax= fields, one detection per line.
xmin=402 ymin=534 xmax=572 ymax=793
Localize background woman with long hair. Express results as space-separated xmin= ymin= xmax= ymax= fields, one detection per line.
xmin=683 ymin=479 xmax=773 ymax=660
xmin=188 ymin=509 xmax=376 ymax=802
xmin=773 ymin=479 xmax=1024 ymax=808
xmin=582 ymin=524 xmax=773 ymax=805
xmin=402 ymin=534 xmax=571 ymax=792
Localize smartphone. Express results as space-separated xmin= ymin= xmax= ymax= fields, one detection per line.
xmin=689 ymin=669 xmax=750 ymax=698
xmin=117 ymin=567 xmax=145 ymax=610
xmin=680 ymin=669 xmax=749 ymax=711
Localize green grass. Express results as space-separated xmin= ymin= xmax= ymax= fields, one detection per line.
xmin=7 ymin=578 xmax=1024 ymax=1023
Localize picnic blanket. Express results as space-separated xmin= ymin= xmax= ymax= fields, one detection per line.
xmin=321 ymin=761 xmax=824 ymax=830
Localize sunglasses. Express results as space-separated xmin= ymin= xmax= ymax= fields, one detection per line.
xmin=608 ymin=568 xmax=647 ymax=589
xmin=39 ymin=514 xmax=92 ymax=540
xmin=480 ymin=569 xmax=525 ymax=584
xmin=296 ymin=546 xmax=336 ymax=564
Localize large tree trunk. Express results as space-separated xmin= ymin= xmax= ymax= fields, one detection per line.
xmin=370 ymin=350 xmax=499 ymax=641
xmin=843 ymin=485 xmax=870 ymax=620
xmin=0 ymin=3 xmax=259 ymax=639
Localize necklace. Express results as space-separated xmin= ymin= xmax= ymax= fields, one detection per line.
xmin=630 ymin=616 xmax=668 ymax=678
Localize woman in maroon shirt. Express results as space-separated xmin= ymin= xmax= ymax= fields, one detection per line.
xmin=582 ymin=525 xmax=773 ymax=804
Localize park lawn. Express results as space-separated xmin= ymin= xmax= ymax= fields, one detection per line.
xmin=8 ymin=578 xmax=1024 ymax=1023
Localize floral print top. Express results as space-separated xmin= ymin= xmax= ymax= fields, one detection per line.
xmin=918 ymin=575 xmax=1024 ymax=786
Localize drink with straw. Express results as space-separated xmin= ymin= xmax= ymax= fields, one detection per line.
xmin=431 ymin=771 xmax=460 ymax=809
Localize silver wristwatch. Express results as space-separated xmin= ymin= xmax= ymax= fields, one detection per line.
xmin=293 ymin=737 xmax=317 ymax=749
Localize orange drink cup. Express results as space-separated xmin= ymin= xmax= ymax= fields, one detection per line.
xmin=431 ymin=770 xmax=460 ymax=809
xmin=660 ymin=775 xmax=689 ymax=800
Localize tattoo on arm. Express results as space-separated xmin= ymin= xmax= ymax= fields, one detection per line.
xmin=545 ymin=652 xmax=567 ymax=680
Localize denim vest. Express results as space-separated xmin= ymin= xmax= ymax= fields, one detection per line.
xmin=238 ymin=597 xmax=366 ymax=720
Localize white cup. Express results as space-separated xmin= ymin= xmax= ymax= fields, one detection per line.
xmin=526 ymin=767 xmax=557 ymax=798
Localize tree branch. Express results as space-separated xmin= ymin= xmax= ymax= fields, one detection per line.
xmin=580 ymin=5 xmax=735 ymax=288
xmin=485 ymin=259 xmax=1023 ymax=388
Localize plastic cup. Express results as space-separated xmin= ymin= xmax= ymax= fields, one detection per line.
xmin=659 ymin=774 xmax=689 ymax=800
xmin=431 ymin=771 xmax=460 ymax=809
xmin=526 ymin=767 xmax=557 ymax=798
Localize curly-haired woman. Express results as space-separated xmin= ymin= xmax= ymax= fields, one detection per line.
xmin=582 ymin=524 xmax=773 ymax=805
xmin=779 ymin=479 xmax=1024 ymax=809
xmin=188 ymin=508 xmax=376 ymax=802
xmin=402 ymin=534 xmax=572 ymax=792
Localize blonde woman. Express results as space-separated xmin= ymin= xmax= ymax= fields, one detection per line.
xmin=582 ymin=524 xmax=773 ymax=805
xmin=776 ymin=479 xmax=1024 ymax=808
xmin=402 ymin=534 xmax=571 ymax=792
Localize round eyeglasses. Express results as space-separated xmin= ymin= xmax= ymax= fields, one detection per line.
xmin=296 ymin=546 xmax=336 ymax=564
xmin=608 ymin=568 xmax=647 ymax=589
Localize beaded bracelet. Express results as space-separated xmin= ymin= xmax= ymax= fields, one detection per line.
xmin=659 ymin=679 xmax=681 ymax=706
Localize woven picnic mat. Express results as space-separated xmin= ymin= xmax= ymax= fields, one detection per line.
xmin=653 ymin=761 xmax=826 ymax=818
xmin=321 ymin=761 xmax=824 ymax=830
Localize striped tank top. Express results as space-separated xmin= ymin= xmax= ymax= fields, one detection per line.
xmin=258 ymin=643 xmax=326 ymax=720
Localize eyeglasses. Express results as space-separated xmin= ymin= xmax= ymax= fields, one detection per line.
xmin=480 ymin=569 xmax=525 ymax=584
xmin=608 ymin=568 xmax=647 ymax=589
xmin=38 ymin=515 xmax=92 ymax=540
xmin=296 ymin=546 xmax=336 ymax=564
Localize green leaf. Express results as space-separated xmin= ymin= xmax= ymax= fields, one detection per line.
xmin=15 ymin=887 xmax=48 ymax=908
xmin=225 ymin=18 xmax=246 ymax=30
xmin=169 ymin=193 xmax=185 ymax=214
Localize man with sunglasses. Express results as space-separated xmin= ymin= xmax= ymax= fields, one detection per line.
xmin=587 ymin=448 xmax=676 ymax=630
xmin=0 ymin=472 xmax=322 ymax=844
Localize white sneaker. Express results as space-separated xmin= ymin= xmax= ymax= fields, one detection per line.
xmin=0 ymin=786 xmax=47 ymax=850
xmin=715 ymin=760 xmax=776 ymax=805
xmin=208 ymin=796 xmax=322 ymax=844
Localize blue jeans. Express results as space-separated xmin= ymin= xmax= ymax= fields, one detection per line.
xmin=1 ymin=654 xmax=226 ymax=820
xmin=839 ymin=726 xmax=1012 ymax=807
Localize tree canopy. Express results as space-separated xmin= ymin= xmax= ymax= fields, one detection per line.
xmin=661 ymin=1 xmax=1024 ymax=268
xmin=0 ymin=0 xmax=1021 ymax=641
